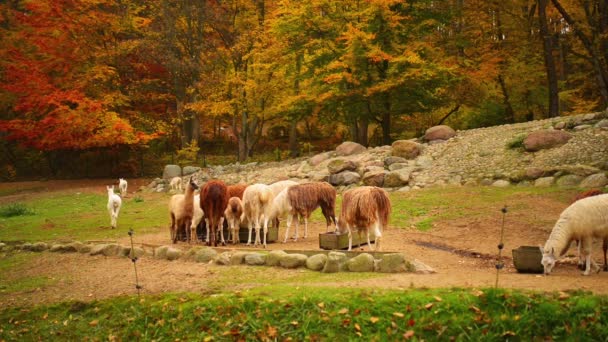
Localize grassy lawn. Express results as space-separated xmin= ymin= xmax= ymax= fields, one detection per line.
xmin=1 ymin=288 xmax=607 ymax=340
xmin=0 ymin=191 xmax=169 ymax=242
xmin=0 ymin=185 xmax=577 ymax=243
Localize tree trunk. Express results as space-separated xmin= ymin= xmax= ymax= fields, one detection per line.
xmin=538 ymin=0 xmax=560 ymax=118
xmin=497 ymin=75 xmax=515 ymax=123
xmin=357 ymin=117 xmax=369 ymax=147
xmin=288 ymin=119 xmax=299 ymax=158
xmin=238 ymin=110 xmax=248 ymax=162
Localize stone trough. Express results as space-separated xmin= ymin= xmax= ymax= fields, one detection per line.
xmin=512 ymin=246 xmax=543 ymax=273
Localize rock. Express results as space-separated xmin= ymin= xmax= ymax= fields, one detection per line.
xmin=534 ymin=177 xmax=555 ymax=187
xmin=309 ymin=171 xmax=330 ymax=182
xmin=556 ymin=175 xmax=583 ymax=187
xmin=424 ymin=125 xmax=456 ymax=141
xmin=416 ymin=156 xmax=433 ymax=168
xmin=266 ymin=250 xmax=288 ymax=266
xmin=162 ymin=165 xmax=182 ymax=180
xmin=523 ymin=130 xmax=572 ymax=151
xmin=492 ymin=180 xmax=510 ymax=187
xmin=391 ymin=140 xmax=423 ymax=159
xmin=120 ymin=246 xmax=145 ymax=258
xmin=596 ymin=119 xmax=608 ymax=129
xmin=329 ymin=171 xmax=361 ymax=186
xmin=194 ymin=248 xmax=218 ymax=263
xmin=411 ymin=259 xmax=436 ymax=274
xmin=245 ymin=253 xmax=267 ymax=266
xmin=362 ymin=170 xmax=386 ymax=187
xmin=554 ymin=121 xmax=567 ymax=130
xmin=555 ymin=165 xmax=601 ymax=177
xmin=322 ymin=252 xmax=347 ymax=273
xmin=384 ymin=156 xmax=407 ymax=167
xmin=165 ymin=247 xmax=182 ymax=261
xmin=580 ymin=173 xmax=608 ymax=188
xmin=30 ymin=242 xmax=49 ymax=252
xmin=375 ymin=253 xmax=412 ymax=273
xmin=336 ymin=141 xmax=366 ymax=156
xmin=573 ymin=124 xmax=592 ymax=131
xmin=346 ymin=253 xmax=375 ymax=272
xmin=90 ymin=244 xmax=123 ymax=257
xmin=306 ymin=254 xmax=328 ymax=271
xmin=525 ymin=167 xmax=546 ymax=179
xmin=214 ymin=252 xmax=232 ymax=265
xmin=230 ymin=252 xmax=249 ymax=265
xmin=383 ymin=169 xmax=411 ymax=188
xmin=309 ymin=152 xmax=331 ymax=166
xmin=327 ymin=159 xmax=358 ymax=174
xmin=279 ymin=253 xmax=308 ymax=268
xmin=388 ymin=163 xmax=409 ymax=171
xmin=183 ymin=166 xmax=201 ymax=176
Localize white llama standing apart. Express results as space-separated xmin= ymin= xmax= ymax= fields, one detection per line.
xmin=118 ymin=178 xmax=128 ymax=197
xmin=107 ymin=185 xmax=122 ymax=229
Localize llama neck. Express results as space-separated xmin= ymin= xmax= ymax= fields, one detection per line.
xmin=184 ymin=185 xmax=195 ymax=212
xmin=544 ymin=218 xmax=572 ymax=257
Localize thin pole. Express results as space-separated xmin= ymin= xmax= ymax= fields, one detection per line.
xmin=129 ymin=229 xmax=142 ymax=296
xmin=495 ymin=206 xmax=507 ymax=288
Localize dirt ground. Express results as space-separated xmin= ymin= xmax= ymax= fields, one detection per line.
xmin=2 ymin=179 xmax=608 ymax=308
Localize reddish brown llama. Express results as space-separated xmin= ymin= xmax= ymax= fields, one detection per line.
xmin=200 ymin=180 xmax=229 ymax=246
xmin=337 ymin=186 xmax=391 ymax=251
xmin=227 ymin=184 xmax=247 ymax=199
xmin=224 ymin=197 xmax=244 ymax=244
xmin=286 ymin=182 xmax=337 ymax=241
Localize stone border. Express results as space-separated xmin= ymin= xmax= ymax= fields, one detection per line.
xmin=1 ymin=241 xmax=434 ymax=274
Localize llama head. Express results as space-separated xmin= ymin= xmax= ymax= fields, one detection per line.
xmin=188 ymin=177 xmax=199 ymax=191
xmin=107 ymin=185 xmax=114 ymax=195
xmin=541 ymin=247 xmax=556 ymax=275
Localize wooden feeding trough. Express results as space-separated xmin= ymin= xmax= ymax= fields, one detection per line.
xmin=512 ymin=246 xmax=543 ymax=273
xmin=319 ymin=231 xmax=376 ymax=250
xmin=177 ymin=222 xmax=279 ymax=243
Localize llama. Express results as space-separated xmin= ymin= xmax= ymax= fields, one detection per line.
xmin=268 ymin=187 xmax=296 ymax=243
xmin=285 ymin=182 xmax=337 ymax=241
xmin=170 ymin=177 xmax=183 ymax=192
xmin=571 ymin=189 xmax=607 ymax=271
xmin=106 ymin=185 xmax=122 ymax=229
xmin=541 ymin=194 xmax=608 ymax=275
xmin=168 ymin=177 xmax=199 ymax=243
xmin=118 ymin=178 xmax=128 ymax=197
xmin=190 ymin=193 xmax=204 ymax=243
xmin=224 ymin=197 xmax=244 ymax=244
xmin=241 ymin=183 xmax=275 ymax=248
xmin=268 ymin=180 xmax=298 ymax=228
xmin=336 ymin=186 xmax=391 ymax=251
xmin=227 ymin=184 xmax=247 ymax=200
xmin=200 ymin=180 xmax=229 ymax=247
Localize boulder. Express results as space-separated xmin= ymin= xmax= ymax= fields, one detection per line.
xmin=336 ymin=141 xmax=366 ymax=156
xmin=555 ymin=165 xmax=601 ymax=177
xmin=50 ymin=244 xmax=77 ymax=253
xmin=375 ymin=253 xmax=411 ymax=273
xmin=245 ymin=253 xmax=267 ymax=266
xmin=556 ymin=175 xmax=583 ymax=187
xmin=230 ymin=252 xmax=249 ymax=265
xmin=534 ymin=177 xmax=555 ymax=187
xmin=523 ymin=130 xmax=572 ymax=152
xmin=194 ymin=248 xmax=218 ymax=263
xmin=214 ymin=252 xmax=232 ymax=265
xmin=596 ymin=119 xmax=608 ymax=129
xmin=424 ymin=125 xmax=456 ymax=141
xmin=580 ymin=173 xmax=608 ymax=188
xmin=322 ymin=252 xmax=347 ymax=273
xmin=388 ymin=163 xmax=410 ymax=171
xmin=266 ymin=250 xmax=288 ymax=266
xmin=90 ymin=244 xmax=123 ymax=257
xmin=30 ymin=242 xmax=49 ymax=252
xmin=416 ymin=156 xmax=433 ymax=168
xmin=391 ymin=140 xmax=423 ymax=160
xmin=183 ymin=166 xmax=201 ymax=176
xmin=306 ymin=254 xmax=328 ymax=271
xmin=491 ymin=180 xmax=510 ymax=187
xmin=162 ymin=165 xmax=182 ymax=180
xmin=165 ymin=247 xmax=182 ymax=261
xmin=383 ymin=169 xmax=411 ymax=188
xmin=346 ymin=253 xmax=375 ymax=272
xmin=309 ymin=152 xmax=331 ymax=166
xmin=329 ymin=171 xmax=361 ymax=186
xmin=120 ymin=246 xmax=145 ymax=258
xmin=327 ymin=159 xmax=358 ymax=174
xmin=384 ymin=156 xmax=407 ymax=167
xmin=411 ymin=259 xmax=436 ymax=274
xmin=279 ymin=253 xmax=308 ymax=268
xmin=525 ymin=167 xmax=546 ymax=179
xmin=309 ymin=171 xmax=330 ymax=182
xmin=362 ymin=171 xmax=386 ymax=187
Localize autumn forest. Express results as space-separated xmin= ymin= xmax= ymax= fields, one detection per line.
xmin=1 ymin=0 xmax=607 ymax=179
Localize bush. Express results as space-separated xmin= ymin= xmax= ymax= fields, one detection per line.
xmin=0 ymin=203 xmax=34 ymax=218
xmin=506 ymin=133 xmax=527 ymax=149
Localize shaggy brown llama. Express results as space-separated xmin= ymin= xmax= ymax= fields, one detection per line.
xmin=227 ymin=184 xmax=247 ymax=199
xmin=224 ymin=197 xmax=244 ymax=244
xmin=169 ymin=177 xmax=199 ymax=243
xmin=337 ymin=186 xmax=391 ymax=251
xmin=286 ymin=182 xmax=337 ymax=240
xmin=200 ymin=180 xmax=229 ymax=246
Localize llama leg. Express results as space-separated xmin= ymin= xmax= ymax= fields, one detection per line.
xmin=247 ymin=219 xmax=253 ymax=246
xmin=303 ymin=216 xmax=309 ymax=239
xmin=219 ymin=217 xmax=226 ymax=245
xmin=293 ymin=215 xmax=300 ymax=242
xmin=263 ymin=217 xmax=269 ymax=248
xmin=205 ymin=219 xmax=210 ymax=243
xmin=254 ymin=218 xmax=261 ymax=247
xmin=347 ymin=224 xmax=353 ymax=251
xmin=373 ymin=220 xmax=382 ymax=252
xmin=283 ymin=214 xmax=292 ymax=243
xmin=581 ymin=238 xmax=598 ymax=275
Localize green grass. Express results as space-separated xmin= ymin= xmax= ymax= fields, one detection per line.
xmin=0 ymin=203 xmax=35 ymax=218
xmin=0 ymin=252 xmax=55 ymax=294
xmin=0 ymin=192 xmax=169 ymax=242
xmin=1 ymin=288 xmax=607 ymax=340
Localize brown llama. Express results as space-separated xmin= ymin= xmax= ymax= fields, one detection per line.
xmin=336 ymin=186 xmax=391 ymax=251
xmin=168 ymin=177 xmax=199 ymax=243
xmin=572 ymin=189 xmax=607 ymax=271
xmin=227 ymin=184 xmax=247 ymax=199
xmin=285 ymin=182 xmax=337 ymax=241
xmin=224 ymin=197 xmax=244 ymax=244
xmin=200 ymin=180 xmax=229 ymax=246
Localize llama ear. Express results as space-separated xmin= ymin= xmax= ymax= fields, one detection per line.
xmin=551 ymin=247 xmax=554 ymax=255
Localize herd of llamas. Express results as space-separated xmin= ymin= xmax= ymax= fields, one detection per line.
xmin=106 ymin=177 xmax=608 ymax=275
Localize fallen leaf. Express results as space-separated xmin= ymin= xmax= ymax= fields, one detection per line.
xmin=370 ymin=317 xmax=379 ymax=323
xmin=424 ymin=303 xmax=434 ymax=310
xmin=267 ymin=326 xmax=277 ymax=338
xmin=470 ymin=306 xmax=481 ymax=314
xmin=354 ymin=309 xmax=361 ymax=315
xmin=89 ymin=320 xmax=98 ymax=327
xmin=434 ymin=296 xmax=443 ymax=302
xmin=408 ymin=319 xmax=415 ymax=327
xmin=317 ymin=302 xmax=325 ymax=309
xmin=338 ymin=308 xmax=349 ymax=315
xmin=290 ymin=321 xmax=299 ymax=326
xmin=393 ymin=312 xmax=404 ymax=318
xmin=403 ymin=330 xmax=415 ymax=339
xmin=558 ymin=291 xmax=570 ymax=300
xmin=354 ymin=323 xmax=361 ymax=332
xmin=502 ymin=331 xmax=516 ymax=337
xmin=42 ymin=313 xmax=48 ymax=320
